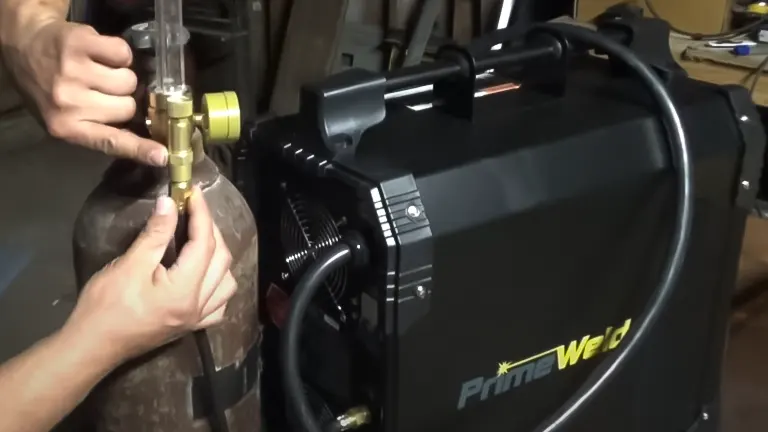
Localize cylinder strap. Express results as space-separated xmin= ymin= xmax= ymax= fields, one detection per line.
xmin=191 ymin=339 xmax=261 ymax=419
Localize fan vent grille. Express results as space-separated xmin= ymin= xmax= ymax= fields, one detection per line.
xmin=280 ymin=190 xmax=347 ymax=304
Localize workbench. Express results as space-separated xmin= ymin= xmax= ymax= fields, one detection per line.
xmin=671 ymin=36 xmax=768 ymax=106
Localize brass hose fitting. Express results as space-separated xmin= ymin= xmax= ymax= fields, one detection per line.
xmin=147 ymin=88 xmax=241 ymax=213
xmin=166 ymin=93 xmax=195 ymax=212
xmin=335 ymin=406 xmax=371 ymax=431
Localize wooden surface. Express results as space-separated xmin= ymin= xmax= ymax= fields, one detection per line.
xmin=268 ymin=0 xmax=350 ymax=115
xmin=576 ymin=0 xmax=643 ymax=21
xmin=672 ymin=37 xmax=768 ymax=106
xmin=737 ymin=217 xmax=768 ymax=292
xmin=575 ymin=0 xmax=731 ymax=34
xmin=649 ymin=0 xmax=731 ymax=34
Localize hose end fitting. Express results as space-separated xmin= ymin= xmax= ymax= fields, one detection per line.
xmin=341 ymin=231 xmax=369 ymax=268
xmin=334 ymin=406 xmax=372 ymax=431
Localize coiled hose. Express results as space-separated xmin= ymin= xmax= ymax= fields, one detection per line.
xmin=528 ymin=22 xmax=694 ymax=431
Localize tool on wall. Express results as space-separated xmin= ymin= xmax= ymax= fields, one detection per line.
xmin=268 ymin=0 xmax=351 ymax=115
xmin=400 ymin=0 xmax=443 ymax=66
xmin=492 ymin=0 xmax=516 ymax=49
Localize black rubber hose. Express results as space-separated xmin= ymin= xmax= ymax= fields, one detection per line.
xmin=192 ymin=332 xmax=230 ymax=432
xmin=173 ymin=213 xmax=230 ymax=432
xmin=282 ymin=243 xmax=353 ymax=432
xmin=528 ymin=23 xmax=694 ymax=432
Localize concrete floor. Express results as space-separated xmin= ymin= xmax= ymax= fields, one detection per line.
xmin=1 ymin=111 xmax=768 ymax=431
xmin=0 ymin=111 xmax=111 ymax=362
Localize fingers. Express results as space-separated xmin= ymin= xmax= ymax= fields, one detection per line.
xmin=123 ymin=197 xmax=178 ymax=269
xmin=81 ymin=33 xmax=133 ymax=68
xmin=168 ymin=187 xmax=216 ymax=289
xmin=195 ymin=275 xmax=238 ymax=330
xmin=201 ymin=270 xmax=238 ymax=317
xmin=50 ymin=78 xmax=135 ymax=123
xmin=50 ymin=83 xmax=136 ymax=124
xmin=87 ymin=64 xmax=138 ymax=96
xmin=196 ymin=224 xmax=233 ymax=311
xmin=76 ymin=91 xmax=136 ymax=124
xmin=195 ymin=304 xmax=227 ymax=329
xmin=62 ymin=122 xmax=168 ymax=166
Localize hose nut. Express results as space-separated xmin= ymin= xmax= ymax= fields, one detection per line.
xmin=170 ymin=183 xmax=192 ymax=211
xmin=167 ymin=94 xmax=194 ymax=118
xmin=168 ymin=150 xmax=194 ymax=168
xmin=336 ymin=406 xmax=371 ymax=431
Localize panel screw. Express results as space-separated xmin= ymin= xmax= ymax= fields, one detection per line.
xmin=742 ymin=180 xmax=751 ymax=190
xmin=414 ymin=285 xmax=427 ymax=299
xmin=281 ymin=272 xmax=290 ymax=280
xmin=406 ymin=205 xmax=422 ymax=218
xmin=740 ymin=115 xmax=750 ymax=122
xmin=701 ymin=411 xmax=709 ymax=421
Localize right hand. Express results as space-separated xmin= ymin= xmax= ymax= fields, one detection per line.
xmin=2 ymin=19 xmax=168 ymax=166
xmin=62 ymin=187 xmax=237 ymax=363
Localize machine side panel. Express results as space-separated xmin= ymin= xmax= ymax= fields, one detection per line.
xmin=387 ymin=90 xmax=747 ymax=432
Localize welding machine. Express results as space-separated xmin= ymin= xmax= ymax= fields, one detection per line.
xmin=242 ymin=15 xmax=767 ymax=432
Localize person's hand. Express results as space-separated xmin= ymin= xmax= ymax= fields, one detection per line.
xmin=1 ymin=19 xmax=167 ymax=165
xmin=62 ymin=187 xmax=237 ymax=364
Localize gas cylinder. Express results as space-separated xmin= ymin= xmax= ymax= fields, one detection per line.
xmin=71 ymin=100 xmax=261 ymax=430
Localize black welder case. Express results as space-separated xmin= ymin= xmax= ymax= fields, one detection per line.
xmin=245 ymin=53 xmax=765 ymax=432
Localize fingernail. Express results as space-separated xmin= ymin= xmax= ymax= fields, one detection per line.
xmin=149 ymin=149 xmax=168 ymax=166
xmin=155 ymin=196 xmax=172 ymax=215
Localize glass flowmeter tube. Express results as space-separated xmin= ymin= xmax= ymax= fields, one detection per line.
xmin=154 ymin=0 xmax=187 ymax=95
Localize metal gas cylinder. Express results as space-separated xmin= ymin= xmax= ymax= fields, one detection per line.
xmin=71 ymin=94 xmax=261 ymax=430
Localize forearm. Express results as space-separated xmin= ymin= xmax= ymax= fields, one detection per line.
xmin=0 ymin=325 xmax=120 ymax=432
xmin=0 ymin=0 xmax=69 ymax=47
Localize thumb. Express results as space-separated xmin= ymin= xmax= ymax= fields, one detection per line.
xmin=124 ymin=196 xmax=179 ymax=267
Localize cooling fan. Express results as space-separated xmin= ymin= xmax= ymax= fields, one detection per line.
xmin=279 ymin=182 xmax=349 ymax=320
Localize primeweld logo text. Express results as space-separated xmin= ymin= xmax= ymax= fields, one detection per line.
xmin=456 ymin=319 xmax=632 ymax=410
